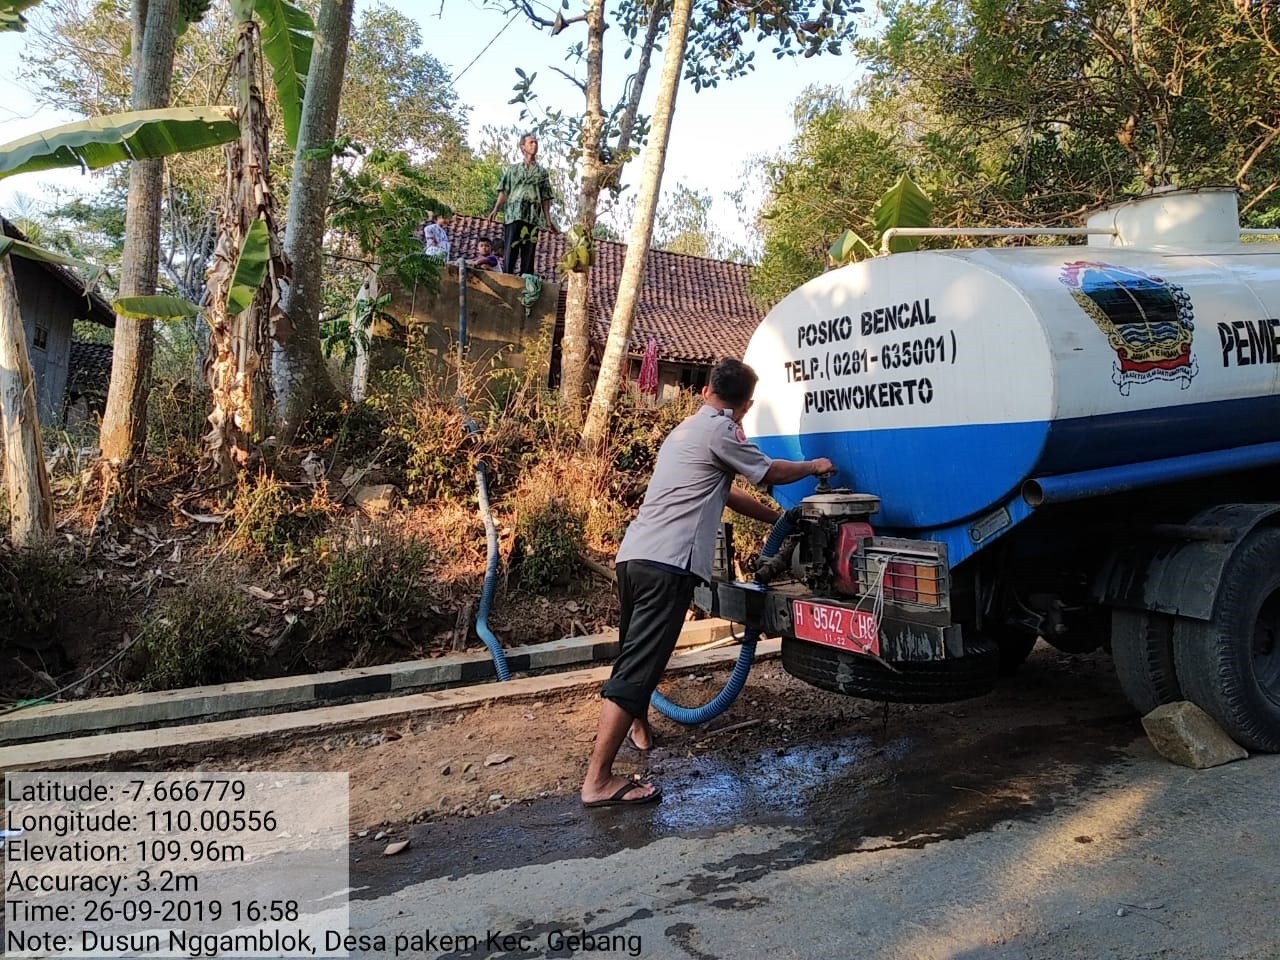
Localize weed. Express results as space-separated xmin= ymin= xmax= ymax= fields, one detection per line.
xmin=147 ymin=378 xmax=207 ymax=470
xmin=304 ymin=526 xmax=436 ymax=665
xmin=512 ymin=457 xmax=594 ymax=593
xmin=0 ymin=545 xmax=72 ymax=652
xmin=301 ymin=399 xmax=390 ymax=467
xmin=136 ymin=580 xmax=256 ymax=691
xmin=516 ymin=497 xmax=586 ymax=593
xmin=232 ymin=472 xmax=334 ymax=561
xmin=606 ymin=390 xmax=702 ymax=505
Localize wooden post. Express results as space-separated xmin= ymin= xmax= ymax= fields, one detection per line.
xmin=0 ymin=255 xmax=55 ymax=544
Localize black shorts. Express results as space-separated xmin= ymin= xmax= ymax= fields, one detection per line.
xmin=601 ymin=560 xmax=698 ymax=717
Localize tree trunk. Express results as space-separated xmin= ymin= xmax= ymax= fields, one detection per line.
xmin=274 ymin=0 xmax=354 ymax=441
xmin=557 ymin=0 xmax=607 ymax=426
xmin=203 ymin=17 xmax=289 ymax=480
xmin=613 ymin=0 xmax=666 ymax=173
xmin=0 ymin=256 xmax=54 ymax=544
xmin=581 ymin=0 xmax=692 ymax=450
xmin=350 ymin=268 xmax=377 ymax=402
xmin=96 ymin=0 xmax=179 ymax=481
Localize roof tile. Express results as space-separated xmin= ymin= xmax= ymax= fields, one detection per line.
xmin=446 ymin=214 xmax=761 ymax=364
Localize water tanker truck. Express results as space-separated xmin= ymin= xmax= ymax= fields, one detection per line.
xmin=695 ymin=188 xmax=1280 ymax=752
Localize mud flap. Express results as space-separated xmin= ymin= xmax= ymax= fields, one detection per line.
xmin=1093 ymin=503 xmax=1280 ymax=621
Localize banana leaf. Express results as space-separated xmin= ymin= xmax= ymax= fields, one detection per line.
xmin=0 ymin=107 xmax=238 ymax=181
xmin=113 ymin=295 xmax=201 ymax=321
xmin=874 ymin=173 xmax=933 ymax=254
xmin=254 ymin=0 xmax=314 ymax=150
xmin=0 ymin=0 xmax=43 ymax=32
xmin=828 ymin=229 xmax=875 ymax=266
xmin=0 ymin=235 xmax=106 ymax=287
xmin=227 ymin=218 xmax=271 ymax=316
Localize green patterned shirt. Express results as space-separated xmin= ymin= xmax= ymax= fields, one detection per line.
xmin=498 ymin=161 xmax=555 ymax=228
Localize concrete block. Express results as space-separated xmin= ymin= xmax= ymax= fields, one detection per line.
xmin=674 ymin=619 xmax=738 ymax=649
xmin=354 ymin=483 xmax=398 ymax=516
xmin=526 ymin=633 xmax=617 ymax=667
xmin=1142 ymin=701 xmax=1248 ymax=769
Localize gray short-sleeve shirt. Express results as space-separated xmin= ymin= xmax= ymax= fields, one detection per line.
xmin=616 ymin=405 xmax=773 ymax=581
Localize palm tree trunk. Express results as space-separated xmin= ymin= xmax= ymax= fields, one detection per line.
xmin=557 ymin=0 xmax=606 ymax=426
xmin=203 ymin=15 xmax=289 ymax=479
xmin=0 ymin=255 xmax=54 ymax=544
xmin=581 ymin=0 xmax=692 ymax=450
xmin=274 ymin=0 xmax=354 ymax=441
xmin=96 ymin=0 xmax=178 ymax=487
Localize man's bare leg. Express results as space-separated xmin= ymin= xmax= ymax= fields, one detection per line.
xmin=628 ymin=714 xmax=653 ymax=750
xmin=581 ymin=699 xmax=659 ymax=805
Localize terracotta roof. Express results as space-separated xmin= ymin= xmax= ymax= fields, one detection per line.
xmin=1 ymin=217 xmax=115 ymax=327
xmin=446 ymin=215 xmax=762 ymax=364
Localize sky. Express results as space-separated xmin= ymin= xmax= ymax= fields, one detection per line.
xmin=0 ymin=0 xmax=879 ymax=246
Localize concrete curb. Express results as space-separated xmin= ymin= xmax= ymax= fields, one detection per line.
xmin=0 ymin=620 xmax=738 ymax=746
xmin=0 ymin=640 xmax=781 ymax=772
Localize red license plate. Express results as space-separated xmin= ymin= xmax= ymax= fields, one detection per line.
xmin=792 ymin=600 xmax=880 ymax=656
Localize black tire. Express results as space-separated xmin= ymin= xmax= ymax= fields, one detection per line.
xmin=1110 ymin=609 xmax=1181 ymax=716
xmin=1172 ymin=528 xmax=1280 ymax=752
xmin=781 ymin=637 xmax=999 ymax=704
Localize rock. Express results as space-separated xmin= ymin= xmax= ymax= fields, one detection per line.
xmin=354 ymin=484 xmax=398 ymax=517
xmin=440 ymin=764 xmax=451 ymax=776
xmin=1141 ymin=701 xmax=1248 ymax=769
xmin=374 ymin=831 xmax=386 ymax=841
xmin=383 ymin=840 xmax=410 ymax=857
xmin=484 ymin=753 xmax=512 ymax=767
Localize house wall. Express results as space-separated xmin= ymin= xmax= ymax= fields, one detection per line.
xmin=619 ymin=358 xmax=710 ymax=404
xmin=13 ymin=256 xmax=81 ymax=424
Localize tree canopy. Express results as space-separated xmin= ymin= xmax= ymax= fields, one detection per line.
xmin=751 ymin=0 xmax=1280 ymax=303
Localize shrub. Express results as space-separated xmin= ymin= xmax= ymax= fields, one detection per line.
xmin=137 ymin=581 xmax=256 ymax=691
xmin=305 ymin=526 xmax=435 ymax=663
xmin=512 ymin=457 xmax=593 ymax=593
xmin=516 ymin=496 xmax=586 ymax=593
xmin=369 ymin=331 xmax=577 ymax=504
xmin=232 ymin=472 xmax=334 ymax=561
xmin=147 ymin=378 xmax=207 ymax=470
xmin=301 ymin=399 xmax=391 ymax=467
xmin=606 ymin=390 xmax=701 ymax=505
xmin=0 ymin=545 xmax=71 ymax=651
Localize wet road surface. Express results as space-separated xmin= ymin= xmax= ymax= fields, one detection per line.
xmin=345 ymin=651 xmax=1280 ymax=959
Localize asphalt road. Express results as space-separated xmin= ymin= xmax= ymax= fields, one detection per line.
xmin=345 ymin=647 xmax=1280 ymax=960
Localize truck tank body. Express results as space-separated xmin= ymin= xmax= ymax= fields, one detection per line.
xmin=744 ymin=233 xmax=1280 ymax=567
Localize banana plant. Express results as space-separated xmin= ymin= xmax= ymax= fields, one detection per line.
xmin=0 ymin=0 xmax=41 ymax=31
xmin=0 ymin=100 xmax=238 ymax=543
xmin=203 ymin=0 xmax=314 ymax=479
xmin=828 ymin=173 xmax=934 ymax=266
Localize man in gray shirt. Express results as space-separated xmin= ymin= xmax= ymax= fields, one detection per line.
xmin=582 ymin=358 xmax=834 ymax=808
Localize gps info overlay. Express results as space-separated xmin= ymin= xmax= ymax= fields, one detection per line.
xmin=4 ymin=772 xmax=349 ymax=957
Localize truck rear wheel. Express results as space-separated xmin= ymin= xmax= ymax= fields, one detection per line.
xmin=1110 ymin=610 xmax=1181 ymax=716
xmin=781 ymin=637 xmax=999 ymax=704
xmin=1173 ymin=528 xmax=1280 ymax=752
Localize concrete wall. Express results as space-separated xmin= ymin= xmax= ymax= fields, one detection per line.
xmin=382 ymin=265 xmax=561 ymax=385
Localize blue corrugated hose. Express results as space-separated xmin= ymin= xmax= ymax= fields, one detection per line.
xmin=473 ymin=461 xmax=511 ymax=681
xmin=650 ymin=510 xmax=797 ymax=723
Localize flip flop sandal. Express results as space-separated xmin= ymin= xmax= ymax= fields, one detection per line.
xmin=582 ymin=781 xmax=663 ymax=809
xmin=623 ymin=732 xmax=657 ymax=752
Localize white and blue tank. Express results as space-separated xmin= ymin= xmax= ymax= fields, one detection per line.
xmin=743 ymin=189 xmax=1280 ymax=567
